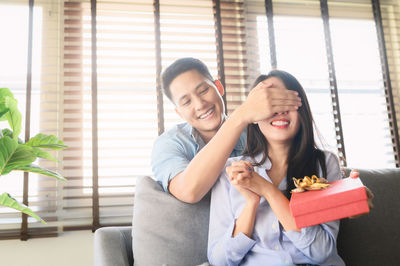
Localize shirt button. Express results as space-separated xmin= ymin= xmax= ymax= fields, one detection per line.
xmin=274 ymin=245 xmax=279 ymax=250
xmin=272 ymin=224 xmax=277 ymax=229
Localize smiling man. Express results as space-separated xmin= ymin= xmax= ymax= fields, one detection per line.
xmin=151 ymin=58 xmax=302 ymax=203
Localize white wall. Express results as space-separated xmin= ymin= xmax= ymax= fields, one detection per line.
xmin=0 ymin=230 xmax=93 ymax=266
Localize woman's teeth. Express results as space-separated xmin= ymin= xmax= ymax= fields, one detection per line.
xmin=271 ymin=121 xmax=289 ymax=126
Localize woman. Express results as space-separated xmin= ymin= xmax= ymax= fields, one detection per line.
xmin=207 ymin=70 xmax=345 ymax=266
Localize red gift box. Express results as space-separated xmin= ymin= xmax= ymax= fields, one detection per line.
xmin=289 ymin=177 xmax=370 ymax=229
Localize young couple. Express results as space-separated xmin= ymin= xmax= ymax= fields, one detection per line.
xmin=151 ymin=58 xmax=372 ymax=265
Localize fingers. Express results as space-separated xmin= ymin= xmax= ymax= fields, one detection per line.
xmin=365 ymin=187 xmax=374 ymax=209
xmin=253 ymin=81 xmax=301 ymax=103
xmin=350 ymin=169 xmax=359 ymax=178
xmin=226 ymin=166 xmax=252 ymax=181
xmin=365 ymin=187 xmax=374 ymax=199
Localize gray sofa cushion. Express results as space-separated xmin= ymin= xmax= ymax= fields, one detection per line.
xmin=94 ymin=226 xmax=133 ymax=266
xmin=132 ymin=176 xmax=210 ymax=266
xmin=338 ymin=168 xmax=400 ymax=266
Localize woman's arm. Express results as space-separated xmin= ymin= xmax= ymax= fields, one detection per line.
xmin=208 ymin=169 xmax=258 ymax=266
xmin=231 ymin=186 xmax=260 ymax=238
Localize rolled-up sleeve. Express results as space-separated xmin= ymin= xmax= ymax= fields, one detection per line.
xmin=151 ymin=134 xmax=190 ymax=192
xmin=208 ymin=172 xmax=256 ymax=266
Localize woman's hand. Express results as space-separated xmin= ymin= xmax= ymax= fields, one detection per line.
xmin=348 ymin=169 xmax=375 ymax=219
xmin=226 ymin=160 xmax=260 ymax=203
xmin=226 ymin=160 xmax=271 ymax=197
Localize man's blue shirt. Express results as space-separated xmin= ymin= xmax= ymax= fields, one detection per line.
xmin=151 ymin=122 xmax=246 ymax=192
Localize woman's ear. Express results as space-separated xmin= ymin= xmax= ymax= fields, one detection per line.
xmin=214 ymin=80 xmax=224 ymax=96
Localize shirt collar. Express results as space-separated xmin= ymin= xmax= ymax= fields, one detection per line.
xmin=253 ymin=152 xmax=272 ymax=171
xmin=190 ymin=127 xmax=205 ymax=151
xmin=190 ymin=114 xmax=230 ymax=151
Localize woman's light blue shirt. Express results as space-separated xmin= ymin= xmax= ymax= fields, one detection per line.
xmin=208 ymin=151 xmax=345 ymax=266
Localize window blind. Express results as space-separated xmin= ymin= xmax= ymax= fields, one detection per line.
xmin=62 ymin=0 xmax=93 ymax=230
xmin=328 ymin=0 xmax=396 ymax=168
xmin=380 ymin=0 xmax=400 ymax=165
xmin=160 ymin=0 xmax=218 ymax=130
xmin=0 ymin=0 xmax=399 ymax=240
xmin=63 ymin=0 xmax=159 ymax=230
xmin=0 ymin=0 xmax=62 ymax=240
xmin=272 ymin=0 xmax=341 ymax=159
xmin=220 ymin=0 xmax=248 ymax=115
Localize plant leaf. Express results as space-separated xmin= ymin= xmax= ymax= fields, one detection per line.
xmin=0 ymin=136 xmax=19 ymax=175
xmin=0 ymin=192 xmax=45 ymax=224
xmin=2 ymin=129 xmax=24 ymax=144
xmin=4 ymin=97 xmax=22 ymax=140
xmin=13 ymin=164 xmax=67 ymax=181
xmin=2 ymin=143 xmax=37 ymax=175
xmin=0 ymin=88 xmax=14 ymax=119
xmin=26 ymin=133 xmax=68 ymax=150
xmin=32 ymin=147 xmax=58 ymax=162
xmin=0 ymin=88 xmax=14 ymax=99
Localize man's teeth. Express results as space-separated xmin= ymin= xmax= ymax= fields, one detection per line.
xmin=200 ymin=109 xmax=213 ymax=119
xmin=271 ymin=121 xmax=289 ymax=126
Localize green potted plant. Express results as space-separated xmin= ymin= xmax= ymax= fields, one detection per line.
xmin=0 ymin=88 xmax=67 ymax=223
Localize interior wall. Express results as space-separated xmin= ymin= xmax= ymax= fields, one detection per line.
xmin=0 ymin=230 xmax=94 ymax=266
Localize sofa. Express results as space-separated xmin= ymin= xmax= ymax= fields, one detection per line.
xmin=94 ymin=168 xmax=400 ymax=266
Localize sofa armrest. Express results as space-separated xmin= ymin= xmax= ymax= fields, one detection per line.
xmin=94 ymin=226 xmax=133 ymax=266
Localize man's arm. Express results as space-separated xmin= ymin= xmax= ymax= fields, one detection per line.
xmin=169 ymin=81 xmax=302 ymax=203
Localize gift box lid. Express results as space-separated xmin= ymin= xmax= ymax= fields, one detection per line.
xmin=290 ymin=177 xmax=367 ymax=216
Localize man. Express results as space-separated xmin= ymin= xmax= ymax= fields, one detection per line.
xmin=151 ymin=58 xmax=302 ymax=203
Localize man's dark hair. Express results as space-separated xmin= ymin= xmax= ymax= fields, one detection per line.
xmin=161 ymin=58 xmax=213 ymax=103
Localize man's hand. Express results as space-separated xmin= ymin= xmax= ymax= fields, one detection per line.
xmin=237 ymin=79 xmax=302 ymax=125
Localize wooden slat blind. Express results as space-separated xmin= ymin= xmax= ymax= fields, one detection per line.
xmin=62 ymin=0 xmax=92 ymax=230
xmin=0 ymin=0 xmax=399 ymax=240
xmin=220 ymin=0 xmax=248 ymax=115
xmin=63 ymin=0 xmax=158 ymax=230
xmin=380 ymin=0 xmax=400 ymax=166
xmin=328 ymin=0 xmax=396 ymax=168
xmin=0 ymin=0 xmax=62 ymax=240
xmin=160 ymin=0 xmax=218 ymax=130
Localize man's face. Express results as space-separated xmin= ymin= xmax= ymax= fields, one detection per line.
xmin=170 ymin=69 xmax=225 ymax=142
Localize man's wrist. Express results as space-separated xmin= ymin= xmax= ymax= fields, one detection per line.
xmin=230 ymin=104 xmax=250 ymax=127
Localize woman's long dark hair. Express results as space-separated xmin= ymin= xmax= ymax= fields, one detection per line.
xmin=243 ymin=70 xmax=327 ymax=198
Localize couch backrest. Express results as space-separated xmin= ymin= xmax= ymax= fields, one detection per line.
xmin=337 ymin=168 xmax=400 ymax=266
xmin=133 ymin=168 xmax=400 ymax=266
xmin=133 ymin=176 xmax=210 ymax=266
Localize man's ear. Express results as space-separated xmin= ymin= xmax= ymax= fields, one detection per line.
xmin=214 ymin=80 xmax=224 ymax=96
xmin=175 ymin=107 xmax=183 ymax=119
